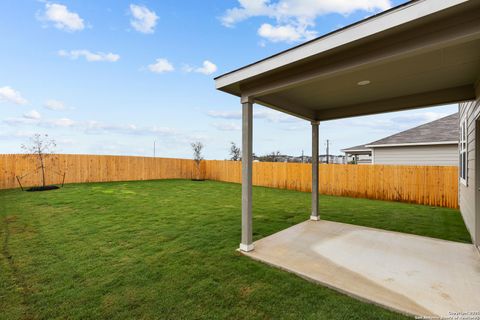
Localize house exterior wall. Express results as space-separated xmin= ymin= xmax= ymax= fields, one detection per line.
xmin=356 ymin=155 xmax=372 ymax=165
xmin=371 ymin=145 xmax=458 ymax=166
xmin=346 ymin=153 xmax=372 ymax=164
xmin=459 ymin=99 xmax=480 ymax=246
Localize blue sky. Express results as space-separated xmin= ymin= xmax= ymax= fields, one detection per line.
xmin=0 ymin=0 xmax=457 ymax=159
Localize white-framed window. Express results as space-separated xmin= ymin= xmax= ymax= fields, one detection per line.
xmin=460 ymin=118 xmax=467 ymax=185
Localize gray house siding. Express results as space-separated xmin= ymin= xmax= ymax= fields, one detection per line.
xmin=459 ymin=98 xmax=480 ymax=247
xmin=372 ymin=145 xmax=458 ymax=166
xmin=346 ymin=154 xmax=372 ymax=165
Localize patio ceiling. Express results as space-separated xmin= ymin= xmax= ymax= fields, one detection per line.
xmin=215 ymin=0 xmax=480 ymax=121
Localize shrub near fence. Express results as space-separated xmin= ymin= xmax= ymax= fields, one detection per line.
xmin=0 ymin=154 xmax=458 ymax=208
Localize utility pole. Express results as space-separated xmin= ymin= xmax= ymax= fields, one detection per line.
xmin=326 ymin=139 xmax=330 ymax=164
xmin=301 ymin=149 xmax=304 ymax=163
xmin=154 ymin=140 xmax=156 ymax=158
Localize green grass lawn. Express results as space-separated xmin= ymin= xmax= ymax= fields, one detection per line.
xmin=0 ymin=180 xmax=470 ymax=319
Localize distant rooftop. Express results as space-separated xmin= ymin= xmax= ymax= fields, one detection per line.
xmin=343 ymin=112 xmax=458 ymax=152
xmin=367 ymin=113 xmax=458 ymax=147
xmin=342 ymin=144 xmax=371 ymax=152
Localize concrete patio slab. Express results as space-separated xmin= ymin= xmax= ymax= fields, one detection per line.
xmin=242 ymin=220 xmax=480 ymax=318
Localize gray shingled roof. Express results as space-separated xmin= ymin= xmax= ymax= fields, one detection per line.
xmin=342 ymin=113 xmax=459 ymax=151
xmin=366 ymin=113 xmax=458 ymax=146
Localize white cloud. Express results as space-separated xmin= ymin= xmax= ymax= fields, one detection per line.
xmin=258 ymin=23 xmax=315 ymax=42
xmin=23 ymin=110 xmax=41 ymax=120
xmin=0 ymin=130 xmax=37 ymax=140
xmin=195 ymin=60 xmax=218 ymax=75
xmin=183 ymin=60 xmax=218 ymax=75
xmin=211 ymin=122 xmax=241 ymax=131
xmin=207 ymin=110 xmax=241 ymax=119
xmin=4 ymin=116 xmax=76 ymax=127
xmin=129 ymin=4 xmax=158 ymax=34
xmin=207 ymin=108 xmax=300 ymax=123
xmin=3 ymin=118 xmax=33 ymax=125
xmin=3 ymin=115 xmax=178 ymax=137
xmin=148 ymin=58 xmax=174 ymax=73
xmin=222 ymin=0 xmax=392 ymax=42
xmin=44 ymin=99 xmax=66 ymax=111
xmin=0 ymin=86 xmax=28 ymax=105
xmin=50 ymin=118 xmax=75 ymax=127
xmin=58 ymin=50 xmax=120 ymax=62
xmin=222 ymin=0 xmax=271 ymax=27
xmin=3 ymin=116 xmax=75 ymax=127
xmin=41 ymin=3 xmax=85 ymax=32
xmin=84 ymin=121 xmax=176 ymax=136
xmin=255 ymin=109 xmax=300 ymax=123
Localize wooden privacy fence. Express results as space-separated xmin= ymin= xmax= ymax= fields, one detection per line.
xmin=0 ymin=154 xmax=204 ymax=190
xmin=0 ymin=154 xmax=458 ymax=208
xmin=205 ymin=161 xmax=459 ymax=208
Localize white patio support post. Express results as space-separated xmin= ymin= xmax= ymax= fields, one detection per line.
xmin=240 ymin=96 xmax=254 ymax=252
xmin=311 ymin=121 xmax=320 ymax=221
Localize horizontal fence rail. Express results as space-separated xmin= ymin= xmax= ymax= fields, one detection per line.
xmin=0 ymin=154 xmax=459 ymax=208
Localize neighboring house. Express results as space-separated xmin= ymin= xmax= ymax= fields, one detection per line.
xmin=320 ymin=154 xmax=345 ymax=164
xmin=253 ymin=154 xmax=345 ymax=164
xmin=342 ymin=113 xmax=459 ymax=166
xmin=341 ymin=144 xmax=372 ymax=164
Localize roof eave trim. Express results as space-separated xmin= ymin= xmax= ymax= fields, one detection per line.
xmin=365 ymin=141 xmax=459 ymax=148
xmin=341 ymin=149 xmax=372 ymax=153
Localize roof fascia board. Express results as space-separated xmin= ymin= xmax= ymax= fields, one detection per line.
xmin=341 ymin=150 xmax=372 ymax=153
xmin=366 ymin=141 xmax=459 ymax=148
xmin=215 ymin=0 xmax=469 ymax=90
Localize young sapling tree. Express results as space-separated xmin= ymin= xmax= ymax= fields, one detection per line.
xmin=229 ymin=142 xmax=241 ymax=161
xmin=21 ymin=134 xmax=57 ymax=188
xmin=191 ymin=141 xmax=204 ymax=180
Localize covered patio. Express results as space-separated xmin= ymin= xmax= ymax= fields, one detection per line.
xmin=215 ymin=0 xmax=480 ymax=317
xmin=244 ymin=220 xmax=480 ymax=317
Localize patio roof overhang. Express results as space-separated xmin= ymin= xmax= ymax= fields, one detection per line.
xmin=215 ymin=0 xmax=480 ymax=254
xmin=215 ymin=0 xmax=480 ymax=121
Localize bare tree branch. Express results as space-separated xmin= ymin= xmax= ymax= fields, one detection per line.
xmin=21 ymin=134 xmax=57 ymax=187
